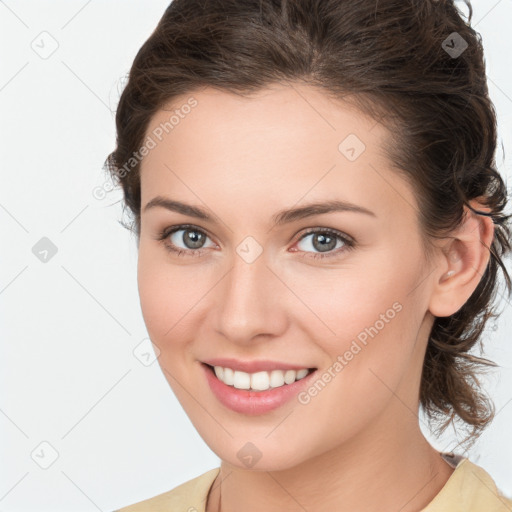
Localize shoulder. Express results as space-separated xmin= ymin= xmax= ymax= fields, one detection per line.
xmin=423 ymin=457 xmax=512 ymax=512
xmin=114 ymin=467 xmax=220 ymax=512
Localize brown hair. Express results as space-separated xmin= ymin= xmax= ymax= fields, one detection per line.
xmin=105 ymin=0 xmax=511 ymax=447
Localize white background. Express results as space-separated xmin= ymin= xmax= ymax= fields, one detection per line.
xmin=1 ymin=1 xmax=511 ymax=510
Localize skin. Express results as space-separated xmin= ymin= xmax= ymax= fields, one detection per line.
xmin=136 ymin=82 xmax=494 ymax=512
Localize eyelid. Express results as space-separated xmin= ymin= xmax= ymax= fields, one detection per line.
xmin=294 ymin=226 xmax=354 ymax=245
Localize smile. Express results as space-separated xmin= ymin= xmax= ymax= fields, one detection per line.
xmin=201 ymin=363 xmax=318 ymax=415
xmin=211 ymin=365 xmax=313 ymax=391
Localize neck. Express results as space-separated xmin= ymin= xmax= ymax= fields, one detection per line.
xmin=206 ymin=418 xmax=454 ymax=512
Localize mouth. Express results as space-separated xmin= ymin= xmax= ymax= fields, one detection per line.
xmin=202 ymin=363 xmax=317 ymax=392
xmin=201 ymin=362 xmax=318 ymax=415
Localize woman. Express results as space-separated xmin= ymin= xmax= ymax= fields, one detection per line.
xmin=108 ymin=0 xmax=512 ymax=510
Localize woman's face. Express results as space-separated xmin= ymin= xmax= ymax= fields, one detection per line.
xmin=137 ymin=83 xmax=441 ymax=471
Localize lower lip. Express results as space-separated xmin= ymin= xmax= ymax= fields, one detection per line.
xmin=201 ymin=363 xmax=317 ymax=415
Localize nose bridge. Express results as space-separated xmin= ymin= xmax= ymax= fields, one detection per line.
xmin=214 ymin=242 xmax=286 ymax=342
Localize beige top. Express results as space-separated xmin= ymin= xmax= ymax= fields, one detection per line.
xmin=115 ymin=453 xmax=512 ymax=511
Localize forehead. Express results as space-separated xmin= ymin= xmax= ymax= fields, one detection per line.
xmin=139 ymin=83 xmax=417 ymax=223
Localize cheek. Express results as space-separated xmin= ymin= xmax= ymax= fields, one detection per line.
xmin=289 ymin=257 xmax=423 ymax=386
xmin=137 ymin=251 xmax=170 ymax=338
xmin=136 ymin=246 xmax=218 ymax=358
xmin=289 ymin=301 xmax=420 ymax=453
xmin=136 ymin=253 xmax=198 ymax=401
xmin=137 ymin=248 xmax=190 ymax=341
xmin=284 ymin=259 xmax=411 ymax=342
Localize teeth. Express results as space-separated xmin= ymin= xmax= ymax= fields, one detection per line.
xmin=269 ymin=369 xmax=285 ymax=388
xmin=213 ymin=366 xmax=311 ymax=391
xmin=233 ymin=370 xmax=251 ymax=389
xmin=250 ymin=371 xmax=269 ymax=391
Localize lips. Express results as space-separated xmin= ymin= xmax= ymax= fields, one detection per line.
xmin=201 ymin=357 xmax=317 ymax=373
xmin=201 ymin=362 xmax=318 ymax=415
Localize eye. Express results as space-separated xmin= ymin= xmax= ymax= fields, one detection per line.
xmin=157 ymin=224 xmax=216 ymax=257
xmin=156 ymin=224 xmax=355 ymax=260
xmin=292 ymin=228 xmax=355 ymax=260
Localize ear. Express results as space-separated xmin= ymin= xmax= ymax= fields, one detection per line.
xmin=428 ymin=199 xmax=495 ymax=318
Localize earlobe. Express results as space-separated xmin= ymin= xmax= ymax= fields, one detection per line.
xmin=428 ymin=200 xmax=495 ymax=318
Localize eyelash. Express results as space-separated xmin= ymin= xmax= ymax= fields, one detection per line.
xmin=156 ymin=224 xmax=356 ymax=260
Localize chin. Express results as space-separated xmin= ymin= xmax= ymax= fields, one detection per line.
xmin=203 ymin=435 xmax=314 ymax=472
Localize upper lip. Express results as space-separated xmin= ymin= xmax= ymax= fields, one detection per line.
xmin=202 ymin=358 xmax=316 ymax=373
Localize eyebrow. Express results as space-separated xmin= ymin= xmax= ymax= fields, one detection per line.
xmin=143 ymin=196 xmax=376 ymax=225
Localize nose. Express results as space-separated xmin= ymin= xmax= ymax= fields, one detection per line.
xmin=213 ymin=247 xmax=289 ymax=345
